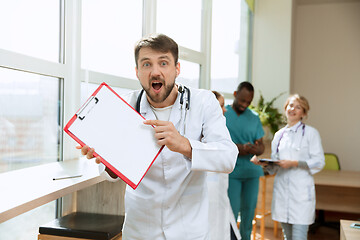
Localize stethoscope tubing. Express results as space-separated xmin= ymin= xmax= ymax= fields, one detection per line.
xmin=136 ymin=85 xmax=190 ymax=113
xmin=276 ymin=122 xmax=305 ymax=155
xmin=135 ymin=84 xmax=191 ymax=136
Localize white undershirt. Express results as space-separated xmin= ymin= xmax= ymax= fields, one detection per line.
xmin=150 ymin=105 xmax=173 ymax=121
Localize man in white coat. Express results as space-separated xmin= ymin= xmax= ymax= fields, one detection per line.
xmin=80 ymin=33 xmax=238 ymax=239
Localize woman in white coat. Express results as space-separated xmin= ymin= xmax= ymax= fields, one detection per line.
xmin=251 ymin=94 xmax=325 ymax=240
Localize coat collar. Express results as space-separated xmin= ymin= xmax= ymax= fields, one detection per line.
xmin=286 ymin=121 xmax=303 ymax=132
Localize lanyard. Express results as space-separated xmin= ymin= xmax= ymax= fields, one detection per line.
xmin=276 ymin=122 xmax=305 ymax=154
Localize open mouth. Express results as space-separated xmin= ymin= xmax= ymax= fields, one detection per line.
xmin=152 ymin=82 xmax=163 ymax=92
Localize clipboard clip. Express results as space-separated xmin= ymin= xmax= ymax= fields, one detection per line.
xmin=77 ymin=96 xmax=99 ymax=120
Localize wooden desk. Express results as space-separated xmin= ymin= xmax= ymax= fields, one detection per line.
xmin=314 ymin=170 xmax=360 ymax=213
xmin=340 ymin=219 xmax=360 ymax=240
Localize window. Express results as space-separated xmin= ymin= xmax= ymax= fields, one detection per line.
xmin=0 ymin=1 xmax=252 ymax=239
xmin=157 ymin=0 xmax=202 ymax=52
xmin=0 ymin=202 xmax=56 ymax=240
xmin=81 ymin=82 xmax=132 ymax=104
xmin=0 ymin=1 xmax=61 ymax=239
xmin=0 ymin=0 xmax=60 ymax=62
xmin=81 ymin=0 xmax=142 ymax=79
xmin=176 ymin=60 xmax=200 ymax=89
xmin=211 ymin=0 xmax=250 ymax=93
xmin=0 ymin=68 xmax=61 ymax=173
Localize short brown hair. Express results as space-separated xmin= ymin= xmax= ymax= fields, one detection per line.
xmin=284 ymin=94 xmax=310 ymax=115
xmin=134 ymin=33 xmax=178 ymax=67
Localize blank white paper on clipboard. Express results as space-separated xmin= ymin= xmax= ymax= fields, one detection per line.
xmin=64 ymin=82 xmax=164 ymax=189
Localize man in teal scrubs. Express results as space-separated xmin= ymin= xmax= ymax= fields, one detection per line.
xmin=225 ymin=81 xmax=265 ymax=240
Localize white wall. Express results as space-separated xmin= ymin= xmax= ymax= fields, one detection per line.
xmin=292 ymin=0 xmax=360 ymax=171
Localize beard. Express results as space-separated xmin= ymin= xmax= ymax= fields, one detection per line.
xmin=232 ymin=102 xmax=245 ymax=114
xmin=142 ymin=77 xmax=175 ymax=104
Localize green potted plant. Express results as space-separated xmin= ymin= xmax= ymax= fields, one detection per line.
xmin=249 ymin=91 xmax=286 ymax=139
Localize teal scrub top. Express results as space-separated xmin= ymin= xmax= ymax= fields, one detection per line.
xmin=225 ymin=105 xmax=264 ymax=179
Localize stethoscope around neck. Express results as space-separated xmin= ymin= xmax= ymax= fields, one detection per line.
xmin=135 ymin=84 xmax=191 ymax=135
xmin=275 ymin=122 xmax=305 ymax=158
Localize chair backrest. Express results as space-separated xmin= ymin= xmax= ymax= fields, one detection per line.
xmin=324 ymin=153 xmax=340 ymax=170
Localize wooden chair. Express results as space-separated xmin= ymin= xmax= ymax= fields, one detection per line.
xmin=38 ymin=212 xmax=124 ymax=240
xmin=252 ymin=174 xmax=279 ymax=240
xmin=323 ymin=153 xmax=340 ymax=170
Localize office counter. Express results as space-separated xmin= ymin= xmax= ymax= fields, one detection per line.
xmin=314 ymin=170 xmax=360 ymax=213
xmin=0 ymin=158 xmax=104 ymax=223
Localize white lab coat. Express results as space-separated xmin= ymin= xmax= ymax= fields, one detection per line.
xmin=267 ymin=121 xmax=325 ymax=225
xmin=207 ymin=172 xmax=240 ymax=240
xmin=101 ymin=87 xmax=238 ymax=240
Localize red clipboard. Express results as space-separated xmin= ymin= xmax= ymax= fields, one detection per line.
xmin=64 ymin=82 xmax=164 ymax=189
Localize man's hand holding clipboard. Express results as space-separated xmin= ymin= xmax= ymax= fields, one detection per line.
xmin=76 ymin=145 xmax=119 ymax=179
